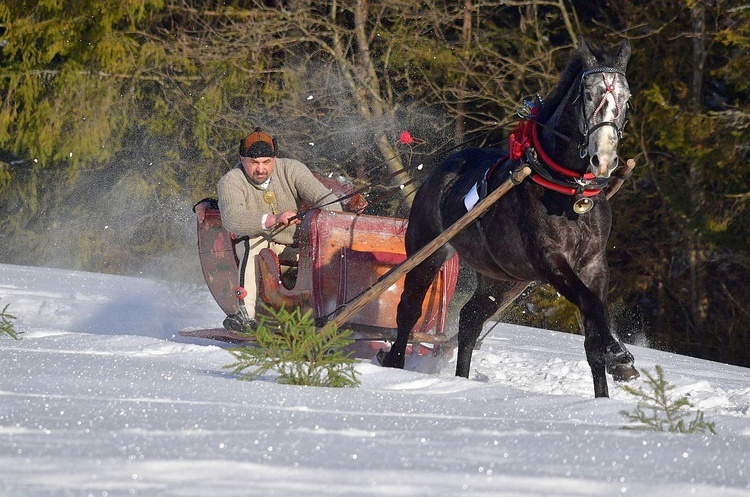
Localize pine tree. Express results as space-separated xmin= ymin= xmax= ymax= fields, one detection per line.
xmin=225 ymin=306 xmax=360 ymax=388
xmin=0 ymin=302 xmax=19 ymax=340
xmin=620 ymin=365 xmax=716 ymax=434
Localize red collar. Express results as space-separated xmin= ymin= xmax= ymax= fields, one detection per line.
xmin=509 ymin=114 xmax=602 ymax=197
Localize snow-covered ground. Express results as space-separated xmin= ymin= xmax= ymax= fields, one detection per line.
xmin=0 ymin=263 xmax=748 ymax=497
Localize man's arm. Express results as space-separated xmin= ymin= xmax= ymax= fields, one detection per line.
xmin=288 ymin=160 xmax=343 ymax=212
xmin=217 ymin=171 xmax=267 ymax=237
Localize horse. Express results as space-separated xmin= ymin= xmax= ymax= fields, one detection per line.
xmin=381 ymin=38 xmax=639 ymax=398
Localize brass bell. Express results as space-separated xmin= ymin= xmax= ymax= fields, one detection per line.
xmin=572 ymin=195 xmax=594 ymax=214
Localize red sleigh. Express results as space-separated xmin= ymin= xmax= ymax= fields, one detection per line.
xmin=187 ymin=185 xmax=459 ymax=359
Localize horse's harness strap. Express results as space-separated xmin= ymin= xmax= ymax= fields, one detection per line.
xmin=475 ymin=217 xmax=511 ymax=272
xmin=477 ymin=146 xmax=606 ymax=199
xmin=471 ymin=156 xmax=525 ymax=271
xmin=508 ymin=70 xmax=629 ymax=198
xmin=530 ymin=117 xmax=594 ymax=181
xmin=462 ymin=156 xmax=510 ymax=213
xmin=525 ymin=148 xmax=607 ymax=197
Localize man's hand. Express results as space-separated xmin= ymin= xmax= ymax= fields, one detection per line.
xmin=194 ymin=201 xmax=209 ymax=223
xmin=269 ymin=210 xmax=300 ymax=228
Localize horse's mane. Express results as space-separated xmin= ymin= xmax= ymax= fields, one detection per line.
xmin=538 ymin=52 xmax=584 ymax=121
xmin=538 ymin=41 xmax=622 ymax=122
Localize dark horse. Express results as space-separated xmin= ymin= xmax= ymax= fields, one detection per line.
xmin=382 ymin=38 xmax=639 ymax=398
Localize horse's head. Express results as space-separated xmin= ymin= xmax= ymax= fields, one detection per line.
xmin=576 ymin=38 xmax=631 ymax=179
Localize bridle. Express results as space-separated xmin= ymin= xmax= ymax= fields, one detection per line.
xmin=574 ymin=67 xmax=629 ymax=159
xmin=507 ymin=65 xmax=630 ymax=214
xmin=516 ymin=67 xmax=630 ymax=158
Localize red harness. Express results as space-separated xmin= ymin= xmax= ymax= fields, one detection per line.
xmin=508 ymin=109 xmax=602 ymax=197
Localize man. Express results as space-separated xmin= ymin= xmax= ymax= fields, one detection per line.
xmin=217 ymin=128 xmax=341 ymax=331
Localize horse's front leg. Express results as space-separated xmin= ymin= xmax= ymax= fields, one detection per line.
xmin=381 ymin=249 xmax=448 ymax=369
xmin=542 ymin=254 xmax=638 ymax=398
xmin=578 ymin=255 xmax=639 ymax=392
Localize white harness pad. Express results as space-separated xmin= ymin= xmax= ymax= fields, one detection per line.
xmin=463 ymin=182 xmax=480 ymax=211
xmin=463 ymin=165 xmax=495 ymax=212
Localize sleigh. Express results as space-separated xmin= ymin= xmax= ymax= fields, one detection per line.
xmin=183 ymin=189 xmax=460 ymax=359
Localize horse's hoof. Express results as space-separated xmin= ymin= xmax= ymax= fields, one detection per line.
xmin=605 ymin=343 xmax=638 ymax=382
xmin=377 ymin=349 xmax=404 ymax=369
xmin=610 ymin=364 xmax=640 ymax=382
xmin=376 ymin=349 xmax=388 ymax=366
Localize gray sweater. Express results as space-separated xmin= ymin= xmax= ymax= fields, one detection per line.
xmin=217 ymin=158 xmax=341 ymax=245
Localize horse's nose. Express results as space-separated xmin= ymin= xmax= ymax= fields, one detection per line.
xmin=590 ymin=154 xmax=614 ymax=178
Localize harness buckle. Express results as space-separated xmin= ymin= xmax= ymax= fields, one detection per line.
xmin=574 ymin=176 xmax=591 ymax=188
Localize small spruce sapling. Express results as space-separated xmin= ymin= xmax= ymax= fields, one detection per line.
xmin=620 ymin=365 xmax=716 ymax=434
xmin=225 ymin=305 xmax=360 ymax=387
xmin=0 ymin=302 xmax=20 ymax=339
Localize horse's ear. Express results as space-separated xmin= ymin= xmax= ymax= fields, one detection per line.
xmin=578 ymin=36 xmax=597 ymax=68
xmin=616 ymin=39 xmax=632 ymax=69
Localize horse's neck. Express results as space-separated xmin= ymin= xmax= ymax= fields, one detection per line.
xmin=540 ymin=85 xmax=585 ymax=170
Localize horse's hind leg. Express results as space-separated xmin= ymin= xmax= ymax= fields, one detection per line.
xmin=380 ymin=247 xmax=449 ymax=369
xmin=456 ymin=276 xmax=528 ymax=378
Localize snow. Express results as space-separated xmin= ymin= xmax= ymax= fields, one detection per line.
xmin=0 ymin=263 xmax=748 ymax=497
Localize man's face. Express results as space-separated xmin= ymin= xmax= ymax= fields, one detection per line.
xmin=241 ymin=156 xmax=276 ymax=185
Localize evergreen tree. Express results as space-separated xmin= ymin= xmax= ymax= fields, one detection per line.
xmin=603 ymin=0 xmax=750 ymax=365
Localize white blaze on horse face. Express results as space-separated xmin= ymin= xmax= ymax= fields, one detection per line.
xmin=584 ymin=75 xmax=630 ymax=178
xmin=588 ymin=97 xmax=619 ymax=178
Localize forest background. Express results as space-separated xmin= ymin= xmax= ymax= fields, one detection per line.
xmin=0 ymin=0 xmax=748 ymax=368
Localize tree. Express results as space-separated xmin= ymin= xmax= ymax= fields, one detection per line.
xmin=1 ymin=0 xmax=746 ymax=368
xmin=0 ymin=1 xmax=285 ymax=274
xmin=604 ymin=0 xmax=750 ymax=365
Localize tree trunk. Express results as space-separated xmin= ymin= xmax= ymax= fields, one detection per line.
xmin=688 ymin=1 xmax=707 ymax=342
xmin=351 ymin=0 xmax=414 ymax=209
xmin=455 ymin=0 xmax=473 ymax=145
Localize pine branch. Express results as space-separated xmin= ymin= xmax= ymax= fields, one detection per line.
xmin=0 ymin=302 xmax=20 ymax=340
xmin=224 ymin=306 xmax=360 ymax=388
xmin=620 ymin=365 xmax=716 ymax=434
